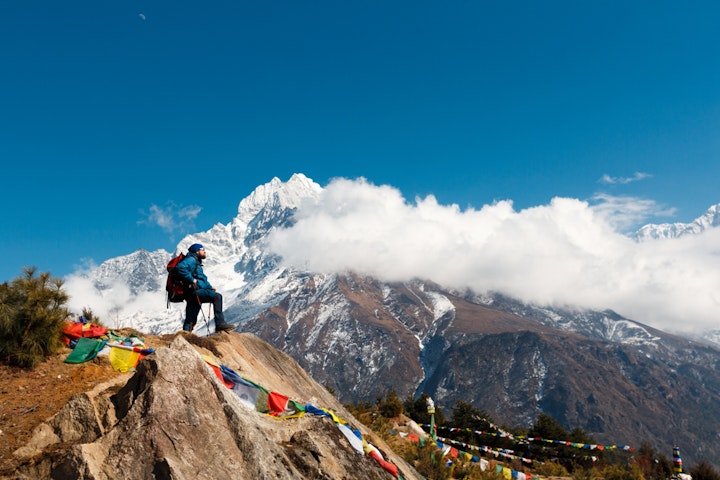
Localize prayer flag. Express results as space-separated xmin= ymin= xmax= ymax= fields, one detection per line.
xmin=232 ymin=382 xmax=262 ymax=410
xmin=65 ymin=338 xmax=106 ymax=364
xmin=673 ymin=446 xmax=683 ymax=473
xmin=338 ymin=423 xmax=364 ymax=454
xmin=109 ymin=346 xmax=142 ymax=372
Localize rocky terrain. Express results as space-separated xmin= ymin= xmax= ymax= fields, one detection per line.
xmin=1 ymin=331 xmax=423 ymax=480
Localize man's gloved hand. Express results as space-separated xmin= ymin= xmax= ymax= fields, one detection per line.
xmin=187 ymin=281 xmax=197 ymax=291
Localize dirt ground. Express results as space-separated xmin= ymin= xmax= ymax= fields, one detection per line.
xmin=0 ymin=330 xmax=173 ymax=472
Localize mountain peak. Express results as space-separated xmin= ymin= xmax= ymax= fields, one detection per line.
xmin=236 ymin=173 xmax=322 ymax=224
xmin=634 ymin=202 xmax=720 ymax=240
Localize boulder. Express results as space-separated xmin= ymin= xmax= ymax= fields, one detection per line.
xmin=10 ymin=333 xmax=421 ymax=480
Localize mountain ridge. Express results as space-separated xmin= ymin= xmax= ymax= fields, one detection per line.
xmin=65 ymin=174 xmax=720 ymax=467
xmin=634 ymin=203 xmax=720 ymax=240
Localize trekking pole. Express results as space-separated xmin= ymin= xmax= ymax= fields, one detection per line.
xmin=196 ymin=294 xmax=210 ymax=337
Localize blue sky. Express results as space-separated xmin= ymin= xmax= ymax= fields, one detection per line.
xmin=2 ymin=0 xmax=719 ymax=283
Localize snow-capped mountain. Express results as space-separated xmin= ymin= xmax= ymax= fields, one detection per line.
xmin=69 ymin=173 xmax=322 ymax=334
xmin=69 ymin=174 xmax=720 ymax=466
xmin=633 ymin=203 xmax=720 ymax=240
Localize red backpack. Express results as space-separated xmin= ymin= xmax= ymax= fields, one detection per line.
xmin=165 ymin=253 xmax=193 ymax=305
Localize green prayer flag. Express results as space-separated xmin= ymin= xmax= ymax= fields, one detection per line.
xmin=65 ymin=337 xmax=106 ymax=364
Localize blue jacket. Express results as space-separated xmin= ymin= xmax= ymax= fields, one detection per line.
xmin=175 ymin=252 xmax=213 ymax=291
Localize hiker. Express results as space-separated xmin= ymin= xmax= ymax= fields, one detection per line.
xmin=175 ymin=243 xmax=235 ymax=333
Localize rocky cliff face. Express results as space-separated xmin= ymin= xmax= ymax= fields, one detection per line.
xmin=8 ymin=333 xmax=422 ymax=480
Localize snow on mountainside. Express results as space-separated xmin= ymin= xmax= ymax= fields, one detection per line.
xmin=68 ymin=174 xmax=322 ymax=335
xmin=69 ymin=175 xmax=719 ymax=346
xmin=470 ymin=293 xmax=662 ymax=347
xmin=66 ymin=175 xmax=720 ymax=466
xmin=633 ymin=203 xmax=720 ymax=240
xmin=235 ymin=173 xmax=322 ymax=224
xmin=87 ymin=249 xmax=168 ymax=295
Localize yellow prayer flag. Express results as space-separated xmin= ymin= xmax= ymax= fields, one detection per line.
xmin=109 ymin=347 xmax=141 ymax=372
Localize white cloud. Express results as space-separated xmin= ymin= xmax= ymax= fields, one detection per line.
xmin=267 ymin=178 xmax=720 ymax=334
xmin=64 ymin=273 xmax=174 ymax=330
xmin=139 ymin=202 xmax=202 ymax=235
xmin=599 ymin=171 xmax=652 ymax=184
xmin=589 ymin=193 xmax=676 ymax=232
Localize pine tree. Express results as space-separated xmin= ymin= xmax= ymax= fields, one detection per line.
xmin=449 ymin=400 xmax=490 ymax=444
xmin=403 ymin=392 xmax=446 ymax=425
xmin=0 ymin=267 xmax=70 ymax=368
xmin=377 ymin=389 xmax=404 ymax=418
xmin=529 ymin=412 xmax=569 ymax=440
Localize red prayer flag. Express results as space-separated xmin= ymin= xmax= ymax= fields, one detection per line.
xmin=267 ymin=391 xmax=289 ymax=416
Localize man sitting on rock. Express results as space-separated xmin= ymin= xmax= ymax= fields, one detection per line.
xmin=175 ymin=243 xmax=234 ymax=334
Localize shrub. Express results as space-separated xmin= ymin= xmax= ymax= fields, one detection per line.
xmin=602 ymin=462 xmax=645 ymax=480
xmin=407 ymin=443 xmax=452 ymax=480
xmin=80 ymin=306 xmax=102 ymax=325
xmin=572 ymin=466 xmax=603 ymax=480
xmin=0 ymin=267 xmax=70 ymax=368
xmin=634 ymin=441 xmax=672 ymax=480
xmin=690 ymin=460 xmax=720 ymax=480
xmin=533 ymin=460 xmax=570 ymax=477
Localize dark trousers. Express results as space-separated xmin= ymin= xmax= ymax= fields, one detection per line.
xmin=183 ymin=290 xmax=224 ymax=331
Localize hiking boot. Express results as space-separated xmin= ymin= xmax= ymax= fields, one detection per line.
xmin=215 ymin=321 xmax=235 ymax=332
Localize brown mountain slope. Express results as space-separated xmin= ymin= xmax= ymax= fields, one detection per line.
xmin=240 ymin=275 xmax=720 ymax=468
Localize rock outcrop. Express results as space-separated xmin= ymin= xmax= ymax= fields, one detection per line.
xmin=9 ymin=333 xmax=421 ymax=480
